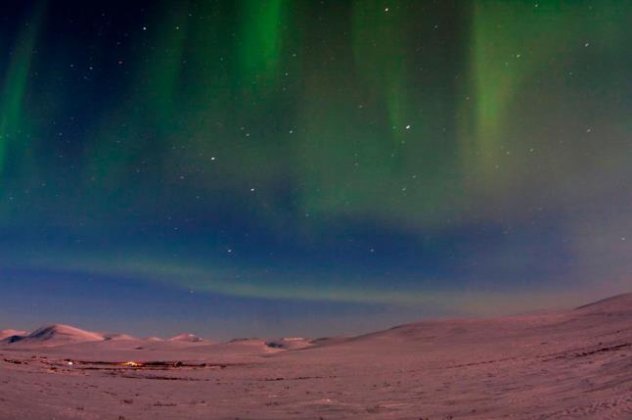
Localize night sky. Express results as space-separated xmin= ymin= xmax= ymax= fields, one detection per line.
xmin=1 ymin=0 xmax=630 ymax=339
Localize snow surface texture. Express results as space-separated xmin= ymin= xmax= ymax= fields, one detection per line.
xmin=1 ymin=293 xmax=631 ymax=419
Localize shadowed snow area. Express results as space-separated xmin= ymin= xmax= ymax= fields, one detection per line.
xmin=0 ymin=329 xmax=27 ymax=341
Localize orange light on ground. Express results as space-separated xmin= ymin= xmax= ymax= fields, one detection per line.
xmin=121 ymin=361 xmax=143 ymax=367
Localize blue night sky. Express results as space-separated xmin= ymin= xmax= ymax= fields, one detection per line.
xmin=0 ymin=0 xmax=630 ymax=339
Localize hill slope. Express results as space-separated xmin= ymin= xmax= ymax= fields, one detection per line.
xmin=4 ymin=324 xmax=104 ymax=347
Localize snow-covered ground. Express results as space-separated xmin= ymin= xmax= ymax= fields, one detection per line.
xmin=1 ymin=293 xmax=631 ymax=419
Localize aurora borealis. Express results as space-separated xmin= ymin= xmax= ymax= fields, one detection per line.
xmin=1 ymin=1 xmax=630 ymax=337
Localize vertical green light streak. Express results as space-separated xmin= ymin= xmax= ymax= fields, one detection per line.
xmin=138 ymin=0 xmax=189 ymax=122
xmin=239 ymin=0 xmax=286 ymax=88
xmin=352 ymin=1 xmax=410 ymax=134
xmin=0 ymin=2 xmax=46 ymax=174
xmin=464 ymin=1 xmax=566 ymax=184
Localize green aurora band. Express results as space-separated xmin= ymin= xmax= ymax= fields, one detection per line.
xmin=0 ymin=1 xmax=630 ymax=312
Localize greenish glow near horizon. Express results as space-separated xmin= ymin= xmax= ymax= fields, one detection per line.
xmin=19 ymin=250 xmax=604 ymax=316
